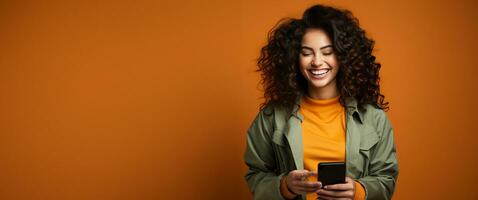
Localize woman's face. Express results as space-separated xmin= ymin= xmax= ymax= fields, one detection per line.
xmin=299 ymin=28 xmax=339 ymax=96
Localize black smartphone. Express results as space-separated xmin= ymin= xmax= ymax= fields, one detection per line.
xmin=317 ymin=162 xmax=346 ymax=187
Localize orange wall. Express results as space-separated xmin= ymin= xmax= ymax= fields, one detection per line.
xmin=1 ymin=0 xmax=477 ymax=199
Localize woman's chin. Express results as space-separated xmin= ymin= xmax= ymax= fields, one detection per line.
xmin=309 ymin=80 xmax=330 ymax=89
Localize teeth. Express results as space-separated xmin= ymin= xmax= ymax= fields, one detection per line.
xmin=310 ymin=69 xmax=330 ymax=75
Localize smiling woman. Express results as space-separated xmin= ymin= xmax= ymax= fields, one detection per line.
xmin=244 ymin=4 xmax=398 ymax=200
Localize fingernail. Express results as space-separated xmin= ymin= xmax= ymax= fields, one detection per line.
xmin=324 ymin=186 xmax=328 ymax=189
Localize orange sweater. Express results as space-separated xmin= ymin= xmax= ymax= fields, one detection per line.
xmin=280 ymin=95 xmax=366 ymax=200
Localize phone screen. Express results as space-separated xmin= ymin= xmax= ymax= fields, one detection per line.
xmin=317 ymin=162 xmax=346 ymax=186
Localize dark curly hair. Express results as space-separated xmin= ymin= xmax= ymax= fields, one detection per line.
xmin=257 ymin=4 xmax=389 ymax=111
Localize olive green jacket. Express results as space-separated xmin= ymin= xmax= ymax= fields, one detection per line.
xmin=244 ymin=96 xmax=399 ymax=200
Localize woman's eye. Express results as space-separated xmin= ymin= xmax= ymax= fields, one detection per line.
xmin=322 ymin=51 xmax=333 ymax=56
xmin=301 ymin=52 xmax=312 ymax=56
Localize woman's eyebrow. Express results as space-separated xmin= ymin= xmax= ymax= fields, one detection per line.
xmin=320 ymin=44 xmax=333 ymax=49
xmin=300 ymin=44 xmax=334 ymax=50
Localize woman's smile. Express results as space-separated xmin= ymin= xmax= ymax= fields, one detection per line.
xmin=308 ymin=68 xmax=331 ymax=79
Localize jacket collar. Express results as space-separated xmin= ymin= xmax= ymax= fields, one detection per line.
xmin=289 ymin=94 xmax=364 ymax=123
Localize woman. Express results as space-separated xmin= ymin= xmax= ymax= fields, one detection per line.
xmin=244 ymin=4 xmax=399 ymax=200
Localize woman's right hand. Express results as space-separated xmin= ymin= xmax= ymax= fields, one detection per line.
xmin=285 ymin=170 xmax=322 ymax=195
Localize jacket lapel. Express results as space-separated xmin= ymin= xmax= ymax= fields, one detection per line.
xmin=285 ymin=112 xmax=304 ymax=170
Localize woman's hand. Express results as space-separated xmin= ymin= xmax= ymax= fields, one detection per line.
xmin=285 ymin=170 xmax=322 ymax=195
xmin=316 ymin=177 xmax=355 ymax=200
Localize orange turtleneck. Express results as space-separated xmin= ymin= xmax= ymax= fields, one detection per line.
xmin=280 ymin=95 xmax=366 ymax=200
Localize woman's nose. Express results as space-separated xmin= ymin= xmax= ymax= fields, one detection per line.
xmin=311 ymin=56 xmax=324 ymax=67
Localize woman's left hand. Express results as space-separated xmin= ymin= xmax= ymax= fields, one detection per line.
xmin=316 ymin=177 xmax=355 ymax=200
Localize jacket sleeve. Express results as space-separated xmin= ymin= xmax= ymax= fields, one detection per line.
xmin=244 ymin=106 xmax=288 ymax=200
xmin=357 ymin=109 xmax=399 ymax=200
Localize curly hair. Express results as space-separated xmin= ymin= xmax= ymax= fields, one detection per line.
xmin=257 ymin=4 xmax=389 ymax=111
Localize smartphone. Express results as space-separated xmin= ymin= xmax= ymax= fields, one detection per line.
xmin=317 ymin=162 xmax=346 ymax=187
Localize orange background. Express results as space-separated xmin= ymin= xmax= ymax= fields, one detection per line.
xmin=1 ymin=0 xmax=477 ymax=199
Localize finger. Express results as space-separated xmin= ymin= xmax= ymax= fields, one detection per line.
xmin=296 ymin=171 xmax=318 ymax=182
xmin=293 ymin=180 xmax=321 ymax=192
xmin=323 ymin=182 xmax=353 ymax=191
xmin=296 ymin=188 xmax=319 ymax=194
xmin=317 ymin=188 xmax=353 ymax=198
xmin=307 ymin=171 xmax=318 ymax=177
xmin=296 ymin=187 xmax=318 ymax=194
xmin=298 ymin=180 xmax=321 ymax=188
xmin=294 ymin=187 xmax=308 ymax=195
xmin=290 ymin=170 xmax=311 ymax=180
xmin=302 ymin=170 xmax=319 ymax=180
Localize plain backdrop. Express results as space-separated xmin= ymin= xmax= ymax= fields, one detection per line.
xmin=1 ymin=0 xmax=477 ymax=199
